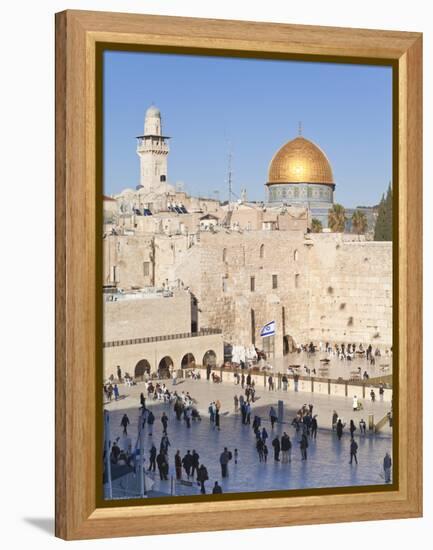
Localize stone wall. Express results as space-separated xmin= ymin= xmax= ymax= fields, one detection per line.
xmin=103 ymin=332 xmax=223 ymax=379
xmin=103 ymin=228 xmax=393 ymax=357
xmin=103 ymin=291 xmax=191 ymax=342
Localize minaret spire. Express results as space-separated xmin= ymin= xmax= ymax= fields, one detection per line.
xmin=298 ymin=121 xmax=303 ymax=136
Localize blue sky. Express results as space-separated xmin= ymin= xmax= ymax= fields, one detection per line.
xmin=103 ymin=51 xmax=392 ymax=208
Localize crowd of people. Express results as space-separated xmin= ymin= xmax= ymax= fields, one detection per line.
xmin=105 ymin=353 xmax=393 ymax=499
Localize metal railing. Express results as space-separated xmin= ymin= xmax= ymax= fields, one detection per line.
xmin=103 ymin=328 xmax=222 ymax=349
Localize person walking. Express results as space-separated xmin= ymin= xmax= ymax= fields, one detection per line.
xmin=160 ymin=434 xmax=170 ymax=454
xmin=263 ymin=443 xmax=269 ymax=463
xmin=349 ymin=419 xmax=357 ymax=438
xmin=234 ymin=395 xmax=239 ymax=412
xmin=161 ymin=412 xmax=168 ymax=435
xmin=336 ymin=419 xmax=344 ymax=440
xmin=281 ymin=432 xmax=291 ymax=463
xmin=352 ymin=395 xmax=358 ymax=411
xmin=256 ymin=438 xmax=264 ymax=462
xmin=184 ymin=407 xmax=191 ymax=429
xmin=208 ymin=402 xmax=215 ymax=423
xmin=379 ymin=384 xmax=385 ymax=401
xmin=349 ymin=438 xmax=358 ymax=465
xmin=191 ymin=449 xmax=200 ymax=479
xmin=269 ymin=406 xmax=278 ymax=429
xmin=120 ymin=413 xmax=130 ymax=436
xmin=241 ymin=402 xmax=247 ymax=425
xmin=182 ymin=450 xmax=193 ymax=478
xmin=147 ymin=444 xmax=156 ymax=472
xmin=215 ymin=408 xmax=220 ymax=431
xmin=245 ymin=402 xmax=251 ymax=425
xmin=241 ymin=373 xmax=245 ymax=389
xmin=268 ymin=375 xmax=274 ymax=391
xmin=370 ymin=389 xmax=376 ymax=402
xmin=311 ymin=415 xmax=318 ymax=439
xmin=212 ymin=481 xmax=223 ymax=494
xmin=359 ymin=418 xmax=366 ymax=434
xmin=117 ymin=365 xmax=122 ymax=382
xmin=113 ymin=384 xmax=120 ymax=401
xmin=332 ymin=410 xmax=338 ymax=431
xmin=147 ymin=410 xmax=155 ymax=436
xmin=140 ymin=392 xmax=146 ymax=410
xmin=219 ymin=447 xmax=231 ymax=478
xmin=156 ymin=451 xmax=168 ymax=480
xmin=261 ymin=427 xmax=268 ymax=444
xmin=300 ymin=433 xmax=308 ymax=460
xmin=282 ymin=374 xmax=288 ymax=391
xmin=272 ymin=436 xmax=281 ymax=462
xmin=383 ymin=452 xmax=392 ymax=483
xmin=174 ymin=450 xmax=182 ymax=480
xmin=197 ymin=464 xmax=209 ymax=494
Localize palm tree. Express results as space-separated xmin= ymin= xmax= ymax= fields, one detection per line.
xmin=328 ymin=204 xmax=347 ymax=232
xmin=351 ymin=210 xmax=368 ymax=234
xmin=311 ymin=218 xmax=323 ymax=233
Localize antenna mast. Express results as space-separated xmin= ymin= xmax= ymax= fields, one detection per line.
xmin=227 ymin=145 xmax=233 ymax=211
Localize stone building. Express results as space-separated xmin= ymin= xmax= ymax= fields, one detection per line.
xmin=102 ymin=105 xmax=392 ymax=378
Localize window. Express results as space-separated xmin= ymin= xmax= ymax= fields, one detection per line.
xmin=143 ymin=261 xmax=150 ymax=276
xmin=272 ymin=274 xmax=278 ymax=289
xmin=222 ymin=277 xmax=228 ymax=293
xmin=295 ymin=273 xmax=300 ymax=288
xmin=222 ymin=248 xmax=227 ymax=263
xmin=250 ymin=276 xmax=255 ymax=292
xmin=294 ymin=249 xmax=299 ymax=262
xmin=259 ymin=244 xmax=265 ymax=259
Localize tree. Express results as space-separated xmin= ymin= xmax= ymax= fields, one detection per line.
xmin=311 ymin=218 xmax=323 ymax=233
xmin=351 ymin=210 xmax=368 ymax=234
xmin=374 ymin=183 xmax=393 ymax=241
xmin=328 ymin=204 xmax=347 ymax=232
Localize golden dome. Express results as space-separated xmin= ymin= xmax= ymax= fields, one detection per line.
xmin=267 ymin=136 xmax=334 ymax=186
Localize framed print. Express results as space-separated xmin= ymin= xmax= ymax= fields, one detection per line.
xmin=55 ymin=10 xmax=422 ymax=540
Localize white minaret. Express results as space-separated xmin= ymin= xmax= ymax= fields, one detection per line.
xmin=136 ymin=105 xmax=170 ymax=193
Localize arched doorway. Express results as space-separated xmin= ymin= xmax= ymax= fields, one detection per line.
xmin=202 ymin=350 xmax=216 ymax=368
xmin=283 ymin=335 xmax=296 ymax=355
xmin=134 ymin=359 xmax=151 ymax=380
xmin=158 ymin=356 xmax=173 ymax=379
xmin=181 ymin=353 xmax=196 ymax=369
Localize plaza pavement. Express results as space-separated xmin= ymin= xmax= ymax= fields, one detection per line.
xmin=104 ymin=376 xmax=393 ymax=499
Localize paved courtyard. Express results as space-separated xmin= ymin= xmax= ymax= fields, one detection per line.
xmin=104 ymin=377 xmax=393 ymax=499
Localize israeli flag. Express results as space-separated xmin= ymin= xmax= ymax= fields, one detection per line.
xmin=260 ymin=320 xmax=276 ymax=338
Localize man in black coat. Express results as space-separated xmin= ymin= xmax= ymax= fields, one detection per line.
xmin=272 ymin=436 xmax=281 ymax=461
xmin=156 ymin=451 xmax=168 ymax=480
xmin=182 ymin=450 xmax=193 ymax=478
xmin=147 ymin=444 xmax=156 ymax=472
xmin=191 ymin=449 xmax=200 ymax=479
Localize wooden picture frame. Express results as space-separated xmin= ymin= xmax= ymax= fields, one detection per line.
xmin=55 ymin=10 xmax=422 ymax=540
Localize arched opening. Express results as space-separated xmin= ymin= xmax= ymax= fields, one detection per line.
xmin=202 ymin=350 xmax=217 ymax=368
xmin=259 ymin=244 xmax=265 ymax=259
xmin=158 ymin=356 xmax=173 ymax=379
xmin=134 ymin=359 xmax=151 ymax=380
xmin=181 ymin=353 xmax=196 ymax=369
xmin=295 ymin=273 xmax=300 ymax=288
xmin=222 ymin=248 xmax=227 ymax=263
xmin=283 ymin=335 xmax=296 ymax=355
xmin=294 ymin=249 xmax=299 ymax=262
